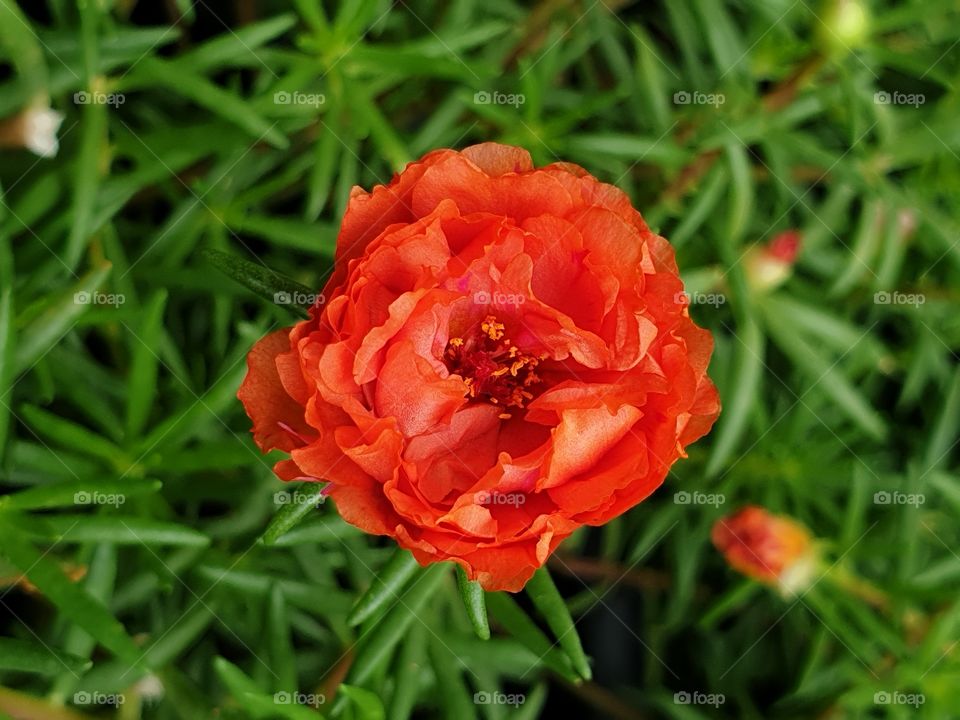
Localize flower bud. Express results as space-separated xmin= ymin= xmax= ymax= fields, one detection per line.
xmin=712 ymin=506 xmax=818 ymax=596
xmin=817 ymin=0 xmax=870 ymax=55
xmin=0 ymin=101 xmax=63 ymax=158
xmin=744 ymin=230 xmax=801 ymax=293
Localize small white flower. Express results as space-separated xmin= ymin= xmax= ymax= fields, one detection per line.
xmin=21 ymin=104 xmax=64 ymax=158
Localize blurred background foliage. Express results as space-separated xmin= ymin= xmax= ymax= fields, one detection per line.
xmin=0 ymin=0 xmax=959 ymax=718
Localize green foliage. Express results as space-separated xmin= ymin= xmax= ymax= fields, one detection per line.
xmin=0 ymin=0 xmax=958 ymax=718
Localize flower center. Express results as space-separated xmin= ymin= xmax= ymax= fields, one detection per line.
xmin=444 ymin=315 xmax=544 ymax=418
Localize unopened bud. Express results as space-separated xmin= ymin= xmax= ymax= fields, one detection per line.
xmin=817 ymin=0 xmax=870 ymax=55
xmin=0 ymin=101 xmax=63 ymax=158
xmin=744 ymin=230 xmax=801 ymax=293
xmin=712 ymin=506 xmax=818 ymax=597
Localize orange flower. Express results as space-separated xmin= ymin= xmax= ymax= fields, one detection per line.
xmin=712 ymin=506 xmax=817 ymax=595
xmin=240 ymin=143 xmax=719 ymax=591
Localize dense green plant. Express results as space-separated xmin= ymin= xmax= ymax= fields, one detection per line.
xmin=0 ymin=1 xmax=958 ymax=718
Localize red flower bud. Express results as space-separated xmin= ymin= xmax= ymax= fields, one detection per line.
xmin=745 ymin=230 xmax=802 ymax=292
xmin=712 ymin=506 xmax=817 ymax=595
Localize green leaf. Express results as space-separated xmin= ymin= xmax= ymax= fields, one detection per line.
xmin=202 ymin=249 xmax=314 ymax=318
xmin=338 ymin=685 xmax=386 ymax=720
xmin=0 ymin=521 xmax=144 ymax=667
xmin=525 ymin=568 xmax=591 ymax=681
xmin=19 ymin=404 xmax=127 ymax=467
xmin=306 ymin=125 xmax=340 ymax=220
xmin=14 ymin=262 xmax=112 ymax=373
xmin=260 ymin=483 xmax=328 ymax=546
xmin=141 ymin=602 xmax=218 ymax=669
xmin=0 ymin=478 xmax=161 ymax=510
xmin=485 ymin=592 xmax=578 ymax=683
xmin=0 ymin=286 xmax=13 ymax=462
xmin=40 ymin=516 xmax=211 ymax=547
xmin=352 ymin=92 xmax=411 ymax=170
xmin=706 ymin=316 xmax=764 ymax=478
xmin=0 ymin=638 xmax=91 ymax=675
xmin=669 ymin=163 xmax=728 ymax=247
xmin=763 ymin=305 xmax=888 ymax=440
xmin=213 ymin=656 xmax=263 ymax=700
xmin=455 ymin=565 xmax=490 ymax=640
xmin=923 ymin=366 xmax=960 ymax=475
xmin=348 ymin=548 xmax=422 ymax=627
xmin=387 ymin=623 xmax=427 ymax=720
xmin=564 ymin=133 xmax=685 ymax=165
xmin=125 ymin=290 xmax=168 ymax=438
xmin=131 ymin=57 xmax=288 ymax=149
xmin=174 ymin=14 xmax=297 ymax=73
xmin=269 ymin=514 xmax=360 ymax=547
xmin=216 ymin=657 xmax=327 ymax=720
xmin=693 ymin=0 xmax=746 ymax=74
xmin=292 ymin=0 xmax=330 ymax=36
xmin=724 ymin=140 xmax=753 ymax=244
xmin=427 ymin=637 xmax=476 ymax=720
xmin=245 ymin=693 xmax=326 ymax=720
xmin=829 ymin=200 xmax=884 ymax=297
xmin=65 ymin=94 xmax=107 ymax=268
xmin=224 ymin=211 xmax=336 ymax=254
xmin=343 ymin=563 xmax=448 ymax=687
xmin=0 ymin=0 xmax=48 ymax=92
xmin=268 ymin=583 xmax=297 ymax=692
